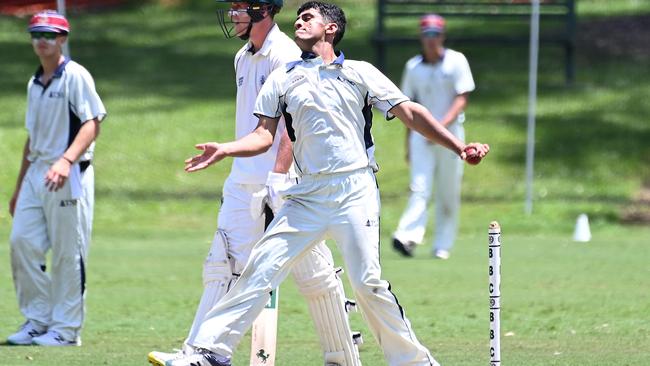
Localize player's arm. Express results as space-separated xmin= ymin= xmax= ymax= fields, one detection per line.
xmin=185 ymin=116 xmax=279 ymax=172
xmin=65 ymin=119 xmax=101 ymax=162
xmin=45 ymin=118 xmax=100 ymax=192
xmin=390 ymin=101 xmax=489 ymax=160
xmin=446 ymin=53 xmax=475 ymax=129
xmin=439 ymin=93 xmax=469 ymax=127
xmin=9 ymin=138 xmax=31 ymax=216
xmin=272 ymin=128 xmax=293 ymax=174
xmin=223 ymin=115 xmax=278 ymax=157
xmin=269 ymin=55 xmax=295 ymax=174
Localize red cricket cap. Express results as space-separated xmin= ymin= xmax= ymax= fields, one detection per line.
xmin=28 ymin=10 xmax=70 ymax=34
xmin=420 ymin=14 xmax=445 ymax=36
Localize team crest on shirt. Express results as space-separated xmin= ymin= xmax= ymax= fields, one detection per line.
xmin=260 ymin=74 xmax=266 ymax=86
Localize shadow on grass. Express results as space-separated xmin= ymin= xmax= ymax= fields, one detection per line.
xmin=0 ymin=3 xmax=239 ymax=105
xmin=498 ymin=98 xmax=650 ymax=170
xmin=0 ymin=342 xmax=20 ymax=346
xmin=96 ymin=187 xmax=221 ymax=201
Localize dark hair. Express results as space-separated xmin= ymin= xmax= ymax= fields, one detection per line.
xmin=297 ymin=1 xmax=346 ymax=46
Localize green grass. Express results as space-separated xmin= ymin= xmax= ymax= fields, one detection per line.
xmin=1 ymin=1 xmax=649 ymax=365
xmin=1 ymin=229 xmax=648 ymax=365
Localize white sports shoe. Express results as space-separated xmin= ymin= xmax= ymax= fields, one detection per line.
xmin=7 ymin=320 xmax=46 ymax=345
xmin=164 ymin=349 xmax=231 ymax=366
xmin=148 ymin=349 xmax=187 ymax=366
xmin=433 ymin=249 xmax=450 ymax=260
xmin=31 ymin=330 xmax=80 ymax=346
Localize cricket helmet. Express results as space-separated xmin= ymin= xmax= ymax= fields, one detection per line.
xmin=215 ymin=0 xmax=282 ymax=39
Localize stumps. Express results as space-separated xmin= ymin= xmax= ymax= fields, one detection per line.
xmin=488 ymin=221 xmax=501 ymax=365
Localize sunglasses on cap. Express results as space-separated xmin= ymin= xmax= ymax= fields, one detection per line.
xmin=30 ymin=32 xmax=60 ymax=40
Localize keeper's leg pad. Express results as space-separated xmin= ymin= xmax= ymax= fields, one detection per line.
xmin=186 ymin=230 xmax=235 ymax=346
xmin=291 ymin=242 xmax=362 ymax=366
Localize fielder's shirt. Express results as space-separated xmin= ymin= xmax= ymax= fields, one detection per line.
xmin=401 ymin=49 xmax=474 ymax=123
xmin=25 ymin=58 xmax=106 ymax=165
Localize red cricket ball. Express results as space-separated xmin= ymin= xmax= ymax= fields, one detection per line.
xmin=465 ymin=147 xmax=481 ymax=165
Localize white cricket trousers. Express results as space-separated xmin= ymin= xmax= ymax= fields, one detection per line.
xmin=10 ymin=160 xmax=94 ymax=341
xmin=394 ymin=123 xmax=464 ymax=252
xmin=192 ymin=168 xmax=438 ymax=366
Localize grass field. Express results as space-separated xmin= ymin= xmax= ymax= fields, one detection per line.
xmin=1 ymin=0 xmax=649 ymax=365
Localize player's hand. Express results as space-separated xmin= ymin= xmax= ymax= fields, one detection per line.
xmin=45 ymin=157 xmax=71 ymax=192
xmin=185 ymin=143 xmax=226 ymax=172
xmin=460 ymin=143 xmax=490 ymax=165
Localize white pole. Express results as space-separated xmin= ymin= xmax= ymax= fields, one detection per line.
xmin=524 ymin=0 xmax=540 ymax=215
xmin=56 ymin=0 xmax=70 ymax=57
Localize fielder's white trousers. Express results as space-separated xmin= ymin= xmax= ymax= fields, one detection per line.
xmin=10 ymin=160 xmax=94 ymax=341
xmin=394 ymin=123 xmax=464 ymax=252
xmin=192 ymin=168 xmax=438 ymax=366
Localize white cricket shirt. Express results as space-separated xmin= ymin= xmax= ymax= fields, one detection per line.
xmin=229 ymin=24 xmax=302 ymax=184
xmin=25 ymin=58 xmax=106 ymax=164
xmin=401 ymin=49 xmax=474 ymax=123
xmin=254 ymin=52 xmax=408 ymax=176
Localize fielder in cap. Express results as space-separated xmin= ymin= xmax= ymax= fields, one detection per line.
xmin=148 ymin=0 xmax=361 ymax=365
xmin=392 ymin=13 xmax=476 ymax=260
xmin=172 ymin=2 xmax=488 ymax=365
xmin=7 ymin=10 xmax=106 ymax=347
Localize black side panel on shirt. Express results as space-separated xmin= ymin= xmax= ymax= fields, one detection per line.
xmin=263 ymin=204 xmax=274 ymax=230
xmin=68 ymin=104 xmax=91 ymax=172
xmin=280 ymin=103 xmax=303 ymax=175
xmin=362 ymin=92 xmax=374 ymax=149
xmin=68 ymin=103 xmax=82 ymax=148
xmin=281 ymin=103 xmax=296 ymax=142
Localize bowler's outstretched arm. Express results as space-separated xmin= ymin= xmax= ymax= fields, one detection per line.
xmin=390 ymin=101 xmax=489 ymax=160
xmin=185 ymin=115 xmax=280 ymax=172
